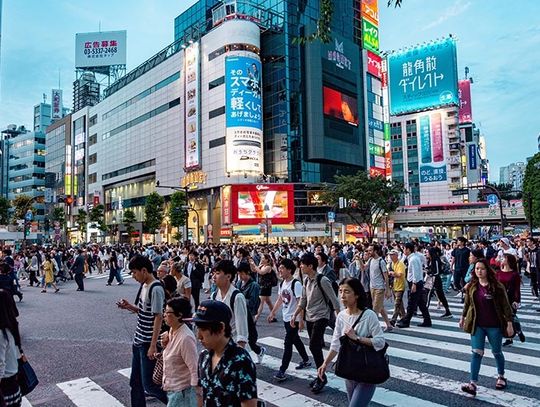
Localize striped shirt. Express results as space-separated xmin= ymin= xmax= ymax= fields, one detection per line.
xmin=134 ymin=281 xmax=165 ymax=345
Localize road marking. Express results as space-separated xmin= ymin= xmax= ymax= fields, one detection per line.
xmin=21 ymin=398 xmax=32 ymax=407
xmin=257 ymin=379 xmax=332 ymax=407
xmin=118 ymin=368 xmax=130 ymax=378
xmin=57 ymin=377 xmax=124 ymax=407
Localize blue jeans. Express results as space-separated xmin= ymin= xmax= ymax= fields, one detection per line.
xmin=470 ymin=326 xmax=505 ymax=382
xmin=345 ymin=379 xmax=376 ymax=407
xmin=167 ymin=387 xmax=197 ymax=407
xmin=130 ymin=343 xmax=168 ymax=407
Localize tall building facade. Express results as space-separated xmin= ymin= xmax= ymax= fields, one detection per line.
xmin=499 ymin=162 xmax=526 ymax=191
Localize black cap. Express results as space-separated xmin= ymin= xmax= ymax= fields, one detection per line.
xmin=191 ymin=300 xmax=232 ymax=325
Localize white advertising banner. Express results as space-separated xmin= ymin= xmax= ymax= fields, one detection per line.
xmin=184 ymin=42 xmax=201 ymax=171
xmin=75 ymin=31 xmax=127 ymax=68
xmin=51 ymin=89 xmax=63 ymax=119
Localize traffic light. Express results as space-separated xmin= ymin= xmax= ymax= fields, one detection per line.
xmin=65 ymin=196 xmax=74 ymax=205
xmin=325 ymin=224 xmax=330 ymax=233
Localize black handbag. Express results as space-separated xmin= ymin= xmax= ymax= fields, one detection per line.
xmin=334 ymin=310 xmax=390 ymax=384
xmin=17 ymin=352 xmax=39 ymax=396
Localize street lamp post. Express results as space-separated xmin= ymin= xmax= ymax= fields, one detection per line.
xmin=384 ymin=212 xmax=390 ymax=244
xmin=112 ymin=216 xmax=117 ymax=244
xmin=263 ymin=204 xmax=270 ymax=244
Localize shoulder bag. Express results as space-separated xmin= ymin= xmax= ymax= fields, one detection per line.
xmin=17 ymin=351 xmax=39 ymax=396
xmin=334 ymin=311 xmax=390 ymax=384
xmin=152 ymin=352 xmax=163 ymax=385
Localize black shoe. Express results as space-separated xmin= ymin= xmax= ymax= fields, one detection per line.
xmin=518 ymin=331 xmax=526 ymax=343
xmin=390 ymin=320 xmax=396 ymax=327
xmin=273 ymin=371 xmax=287 ymax=382
xmin=17 ymin=294 xmax=23 ymax=302
xmin=396 ymin=321 xmax=410 ymax=328
xmin=309 ymin=377 xmax=319 ymax=389
xmin=503 ymin=339 xmax=513 ymax=347
xmin=311 ymin=376 xmax=327 ymax=394
xmin=417 ymin=321 xmax=432 ymax=327
xmin=295 ymin=360 xmax=312 ymax=370
xmin=440 ymin=312 xmax=453 ymax=319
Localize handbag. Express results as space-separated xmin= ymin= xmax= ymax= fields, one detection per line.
xmin=334 ymin=310 xmax=390 ymax=384
xmin=424 ymin=275 xmax=435 ymax=291
xmin=17 ymin=353 xmax=39 ymax=396
xmin=152 ymin=353 xmax=163 ymax=385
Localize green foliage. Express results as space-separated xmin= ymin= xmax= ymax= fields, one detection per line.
xmin=89 ymin=204 xmax=107 ymax=232
xmin=322 ymin=171 xmax=405 ymax=240
xmin=76 ymin=209 xmax=88 ymax=238
xmin=144 ymin=192 xmax=165 ymax=237
xmin=123 ymin=209 xmax=137 ymax=238
xmin=0 ymin=196 xmax=11 ymax=225
xmin=168 ymin=191 xmax=187 ymax=229
xmin=12 ymin=195 xmax=35 ymax=221
xmin=51 ymin=207 xmax=66 ymax=227
xmin=523 ymin=153 xmax=540 ymax=228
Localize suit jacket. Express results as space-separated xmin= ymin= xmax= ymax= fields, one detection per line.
xmin=71 ymin=255 xmax=85 ymax=274
xmin=184 ymin=261 xmax=205 ymax=290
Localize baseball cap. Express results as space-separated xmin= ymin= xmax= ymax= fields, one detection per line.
xmin=499 ymin=237 xmax=511 ymax=246
xmin=191 ymin=300 xmax=232 ymax=325
xmin=389 ymin=249 xmax=400 ymax=256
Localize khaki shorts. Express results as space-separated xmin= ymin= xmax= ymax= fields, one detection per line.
xmin=370 ymin=288 xmax=386 ymax=313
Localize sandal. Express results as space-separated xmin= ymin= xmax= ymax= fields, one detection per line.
xmin=495 ymin=377 xmax=507 ymax=390
xmin=461 ymin=382 xmax=477 ymax=396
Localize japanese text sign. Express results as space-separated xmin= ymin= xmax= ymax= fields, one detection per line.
xmin=458 ymin=79 xmax=473 ymax=123
xmin=75 ymin=31 xmax=126 ymax=69
xmin=362 ymin=18 xmax=379 ymax=53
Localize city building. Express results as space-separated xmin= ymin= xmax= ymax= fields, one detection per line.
xmin=499 ymin=161 xmax=526 ymax=191
xmin=52 ymin=0 xmax=387 ymax=243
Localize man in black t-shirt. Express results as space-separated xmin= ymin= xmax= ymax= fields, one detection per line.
xmin=451 ymin=237 xmax=471 ymax=291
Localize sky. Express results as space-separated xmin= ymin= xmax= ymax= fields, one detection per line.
xmin=1 ymin=0 xmax=539 ymax=181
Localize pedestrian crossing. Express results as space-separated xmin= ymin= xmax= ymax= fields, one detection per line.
xmin=83 ymin=271 xmax=132 ymax=281
xmin=21 ymin=291 xmax=540 ymax=406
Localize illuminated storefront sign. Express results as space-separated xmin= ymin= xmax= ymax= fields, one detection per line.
xmin=184 ymin=42 xmax=201 ymax=171
xmin=458 ymin=79 xmax=473 ymax=123
xmin=418 ymin=111 xmax=447 ymax=183
xmin=366 ymin=51 xmax=382 ymax=78
xmin=230 ymin=184 xmax=294 ymax=225
xmin=327 ymin=39 xmax=352 ymax=70
xmin=221 ymin=185 xmax=232 ymax=225
xmin=307 ymin=191 xmax=326 ymax=206
xmin=361 ymin=0 xmax=379 ymax=25
xmin=362 ymin=18 xmax=379 ymax=54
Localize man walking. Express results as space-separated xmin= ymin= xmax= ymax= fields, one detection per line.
xmin=397 ymin=242 xmax=432 ymax=328
xmin=366 ymin=244 xmax=393 ymax=331
xmin=70 ymin=249 xmax=86 ymax=291
xmin=451 ymin=237 xmax=471 ymax=292
xmin=388 ymin=249 xmax=406 ymax=326
xmin=184 ymin=250 xmax=205 ymax=309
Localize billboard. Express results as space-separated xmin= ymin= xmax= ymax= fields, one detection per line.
xmin=418 ymin=111 xmax=447 ymax=183
xmin=323 ymin=87 xmax=359 ymax=126
xmin=221 ymin=185 xmax=232 ymax=225
xmin=361 ymin=0 xmax=379 ymax=25
xmin=458 ymin=79 xmax=473 ymax=123
xmin=75 ymin=31 xmax=127 ymax=69
xmin=230 ymin=184 xmax=294 ymax=225
xmin=362 ymin=18 xmax=379 ymax=54
xmin=388 ymin=38 xmax=458 ymax=115
xmin=225 ymin=55 xmax=263 ymax=173
xmin=51 ymin=89 xmax=63 ymax=119
xmin=184 ymin=42 xmax=201 ymax=171
xmin=468 ymin=144 xmax=477 ymax=170
xmin=366 ymin=51 xmax=382 ymax=78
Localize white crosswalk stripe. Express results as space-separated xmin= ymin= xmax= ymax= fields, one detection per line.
xmin=84 ymin=271 xmax=132 ymax=281
xmin=20 ymin=291 xmax=540 ymax=406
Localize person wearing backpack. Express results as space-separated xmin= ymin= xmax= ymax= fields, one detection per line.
xmin=292 ymin=253 xmax=340 ymax=394
xmin=268 ymin=258 xmax=311 ymax=382
xmin=211 ymin=260 xmax=266 ymax=364
xmin=117 ymin=255 xmax=168 ymax=407
xmin=235 ymin=262 xmax=261 ymax=317
xmin=366 ymin=244 xmax=393 ymax=332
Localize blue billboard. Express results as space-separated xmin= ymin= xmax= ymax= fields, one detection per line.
xmin=225 ymin=56 xmax=262 ymax=130
xmin=388 ymin=38 xmax=458 ymax=115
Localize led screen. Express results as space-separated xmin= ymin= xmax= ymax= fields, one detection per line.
xmin=238 ymin=190 xmax=289 ymax=219
xmin=323 ymin=86 xmax=359 ymax=126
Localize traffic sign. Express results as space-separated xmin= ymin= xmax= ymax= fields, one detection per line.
xmin=25 ymin=210 xmax=33 ymax=221
xmin=487 ymin=194 xmax=498 ymax=205
xmin=451 ymin=188 xmax=468 ymax=196
xmin=327 ymin=211 xmax=336 ymax=224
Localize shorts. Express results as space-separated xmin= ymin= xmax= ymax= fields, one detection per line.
xmin=370 ymin=288 xmax=385 ymax=313
xmin=260 ymin=286 xmax=272 ymax=297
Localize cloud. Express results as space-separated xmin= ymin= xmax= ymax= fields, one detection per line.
xmin=423 ymin=0 xmax=471 ymax=30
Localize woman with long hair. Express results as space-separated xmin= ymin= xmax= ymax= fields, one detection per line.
xmin=0 ymin=289 xmax=23 ymax=407
xmin=498 ymin=253 xmax=525 ymax=346
xmin=318 ymin=278 xmax=385 ymax=406
xmin=334 ymin=257 xmax=350 ymax=281
xmin=41 ymin=254 xmax=60 ymax=294
xmin=106 ymin=250 xmax=123 ymax=286
xmin=459 ymin=258 xmax=514 ymax=396
xmin=249 ymin=254 xmax=276 ymax=322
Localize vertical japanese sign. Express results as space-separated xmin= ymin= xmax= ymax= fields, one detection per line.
xmin=51 ymin=89 xmax=63 ymax=119
xmin=225 ymin=55 xmax=264 ymax=174
xmin=366 ymin=51 xmax=382 ymax=78
xmin=468 ymin=144 xmax=477 ymax=170
xmin=221 ymin=185 xmax=232 ymax=225
xmin=418 ymin=111 xmax=446 ymax=183
xmin=362 ymin=18 xmax=379 ymax=54
xmin=388 ymin=38 xmax=459 ymax=115
xmin=361 ymin=0 xmax=379 ymax=25
xmin=184 ymin=42 xmax=201 ymax=171
xmin=384 ymin=123 xmax=391 ymax=178
xmin=458 ymin=79 xmax=473 ymax=123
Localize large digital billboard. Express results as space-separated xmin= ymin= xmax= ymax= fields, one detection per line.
xmin=458 ymin=79 xmax=473 ymax=123
xmin=323 ymin=86 xmax=359 ymax=126
xmin=230 ymin=184 xmax=294 ymax=225
xmin=388 ymin=38 xmax=458 ymax=115
xmin=225 ymin=55 xmax=263 ymax=174
xmin=184 ymin=42 xmax=201 ymax=171
xmin=75 ymin=31 xmax=127 ymax=69
xmin=418 ymin=111 xmax=447 ymax=183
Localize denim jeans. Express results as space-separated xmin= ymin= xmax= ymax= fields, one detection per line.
xmin=306 ymin=318 xmax=328 ymax=369
xmin=470 ymin=326 xmax=505 ymax=382
xmin=345 ymin=379 xmax=376 ymax=406
xmin=280 ymin=321 xmax=309 ymax=372
xmin=167 ymin=387 xmax=197 ymax=407
xmin=130 ymin=343 xmax=168 ymax=407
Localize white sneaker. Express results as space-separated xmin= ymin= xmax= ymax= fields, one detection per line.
xmin=257 ymin=346 xmax=266 ymax=364
xmin=455 ymin=292 xmax=462 ymax=297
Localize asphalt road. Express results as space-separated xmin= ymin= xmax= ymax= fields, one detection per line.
xmin=15 ymin=271 xmax=540 ymax=407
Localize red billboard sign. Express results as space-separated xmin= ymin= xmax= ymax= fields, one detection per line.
xmin=366 ymin=51 xmax=382 ymax=78
xmin=370 ymin=166 xmax=386 ymax=178
xmin=458 ymin=80 xmax=472 ymax=123
xmin=231 ymin=184 xmax=295 ymax=225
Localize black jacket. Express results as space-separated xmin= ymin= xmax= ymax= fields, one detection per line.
xmin=184 ymin=261 xmax=205 ymax=290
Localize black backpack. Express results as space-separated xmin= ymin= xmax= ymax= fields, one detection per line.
xmin=315 ymin=274 xmax=338 ymax=311
xmin=211 ymin=289 xmax=258 ymax=345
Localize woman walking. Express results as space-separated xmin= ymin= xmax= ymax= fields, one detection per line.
xmin=497 ymin=253 xmax=525 ymax=346
xmin=106 ymin=250 xmax=123 ymax=286
xmin=41 ymin=254 xmax=60 ymax=294
xmin=250 ymin=254 xmax=277 ymax=322
xmin=0 ymin=289 xmax=23 ymax=407
xmin=459 ymin=258 xmax=514 ymax=396
xmin=318 ymin=277 xmax=385 ymax=406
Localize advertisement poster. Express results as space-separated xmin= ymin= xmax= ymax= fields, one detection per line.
xmin=221 ymin=185 xmax=231 ymax=225
xmin=366 ymin=51 xmax=382 ymax=78
xmin=225 ymin=55 xmax=263 ymax=173
xmin=230 ymin=184 xmax=294 ymax=225
xmin=362 ymin=18 xmax=379 ymax=54
xmin=361 ymin=0 xmax=379 ymax=25
xmin=51 ymin=89 xmax=62 ymax=119
xmin=323 ymin=87 xmax=359 ymax=126
xmin=468 ymin=144 xmax=477 ymax=170
xmin=75 ymin=31 xmax=127 ymax=68
xmin=184 ymin=42 xmax=201 ymax=170
xmin=418 ymin=112 xmax=447 ymax=183
xmin=458 ymin=79 xmax=473 ymax=123
xmin=388 ymin=38 xmax=458 ymax=115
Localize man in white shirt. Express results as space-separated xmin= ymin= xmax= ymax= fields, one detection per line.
xmin=396 ymin=242 xmax=432 ymax=329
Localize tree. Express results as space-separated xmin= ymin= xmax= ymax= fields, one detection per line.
xmin=76 ymin=209 xmax=88 ymax=241
xmin=322 ymin=171 xmax=405 ymax=241
xmin=296 ymin=0 xmax=403 ymax=44
xmin=51 ymin=207 xmax=66 ymax=227
xmin=144 ymin=192 xmax=165 ymax=241
xmin=0 ymin=197 xmax=10 ymax=225
xmin=89 ymin=204 xmax=107 ymax=233
xmin=12 ymin=195 xmax=35 ymax=222
xmin=168 ymin=191 xmax=187 ymax=241
xmin=123 ymin=209 xmax=137 ymax=240
xmin=523 ymin=153 xmax=540 ymax=228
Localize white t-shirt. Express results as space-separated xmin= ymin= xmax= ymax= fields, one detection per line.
xmin=279 ymin=278 xmax=303 ymax=323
